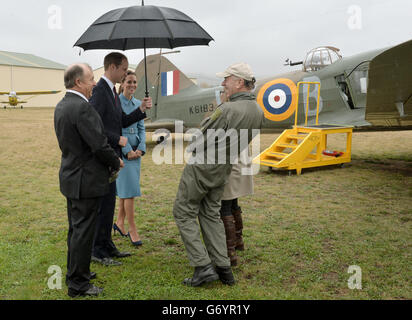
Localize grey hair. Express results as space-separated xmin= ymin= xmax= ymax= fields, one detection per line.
xmin=233 ymin=75 xmax=256 ymax=90
xmin=244 ymin=77 xmax=256 ymax=90
xmin=64 ymin=63 xmax=92 ymax=89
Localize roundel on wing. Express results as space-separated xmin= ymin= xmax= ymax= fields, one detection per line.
xmin=257 ymin=78 xmax=298 ymax=122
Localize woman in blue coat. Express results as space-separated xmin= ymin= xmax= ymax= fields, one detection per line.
xmin=114 ymin=71 xmax=145 ymax=246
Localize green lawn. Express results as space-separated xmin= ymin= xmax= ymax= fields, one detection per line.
xmin=0 ymin=108 xmax=411 ymax=300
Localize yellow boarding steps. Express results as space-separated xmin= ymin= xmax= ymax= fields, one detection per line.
xmin=254 ymin=125 xmax=353 ymax=175
xmin=254 ymin=81 xmax=353 ymax=175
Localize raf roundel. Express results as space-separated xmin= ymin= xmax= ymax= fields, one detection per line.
xmin=257 ymin=78 xmax=298 ymax=122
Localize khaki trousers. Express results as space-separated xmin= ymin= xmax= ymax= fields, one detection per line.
xmin=173 ymin=163 xmax=232 ymax=267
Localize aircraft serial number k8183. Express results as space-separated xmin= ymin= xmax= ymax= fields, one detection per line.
xmin=189 ymin=103 xmax=215 ymax=115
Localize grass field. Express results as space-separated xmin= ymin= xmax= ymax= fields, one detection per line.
xmin=0 ymin=108 xmax=411 ymax=300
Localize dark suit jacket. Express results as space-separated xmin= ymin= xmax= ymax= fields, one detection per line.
xmin=54 ymin=92 xmax=120 ymax=200
xmin=89 ymin=78 xmax=147 ymax=157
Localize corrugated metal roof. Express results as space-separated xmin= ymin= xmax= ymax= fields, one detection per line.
xmin=0 ymin=50 xmax=66 ymax=70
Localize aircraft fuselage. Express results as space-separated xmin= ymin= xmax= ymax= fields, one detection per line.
xmin=135 ymin=40 xmax=412 ymax=132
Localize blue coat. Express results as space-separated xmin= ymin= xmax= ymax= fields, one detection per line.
xmin=116 ymin=94 xmax=146 ymax=198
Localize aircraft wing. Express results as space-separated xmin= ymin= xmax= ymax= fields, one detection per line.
xmin=13 ymin=90 xmax=61 ymax=95
xmin=365 ymin=39 xmax=412 ymax=127
xmin=1 ymin=101 xmax=28 ymax=103
xmin=144 ymin=119 xmax=185 ymax=132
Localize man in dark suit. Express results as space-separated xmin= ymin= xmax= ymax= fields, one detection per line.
xmin=90 ymin=52 xmax=152 ymax=265
xmin=54 ymin=63 xmax=123 ymax=297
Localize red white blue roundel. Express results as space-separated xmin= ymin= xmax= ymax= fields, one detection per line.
xmin=257 ymin=78 xmax=297 ymax=122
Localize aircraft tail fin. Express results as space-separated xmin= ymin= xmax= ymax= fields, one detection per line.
xmin=366 ymin=39 xmax=412 ymax=127
xmin=133 ymin=53 xmax=197 ymax=120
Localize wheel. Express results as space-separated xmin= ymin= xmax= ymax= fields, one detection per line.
xmin=154 ymin=129 xmax=171 ymax=145
xmin=156 ymin=135 xmax=165 ymax=144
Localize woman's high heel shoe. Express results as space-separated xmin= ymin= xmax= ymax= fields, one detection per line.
xmin=113 ymin=223 xmax=127 ymax=237
xmin=127 ymin=232 xmax=143 ymax=247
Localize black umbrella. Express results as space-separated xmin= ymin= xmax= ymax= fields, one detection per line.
xmin=74 ymin=0 xmax=213 ymax=97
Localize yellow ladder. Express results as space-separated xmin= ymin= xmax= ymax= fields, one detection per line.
xmin=254 ymin=125 xmax=352 ymax=175
xmin=254 ymin=82 xmax=353 ymax=175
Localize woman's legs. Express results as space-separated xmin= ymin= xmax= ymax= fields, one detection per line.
xmin=220 ymin=199 xmax=238 ymax=266
xmin=115 ymin=198 xmax=127 ymax=234
xmin=231 ymin=199 xmax=244 ymax=251
xmin=124 ymin=198 xmax=141 ymax=242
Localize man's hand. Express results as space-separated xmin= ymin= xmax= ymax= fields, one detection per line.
xmin=119 ymin=158 xmax=125 ymax=168
xmin=119 ymin=136 xmax=128 ymax=147
xmin=140 ymin=97 xmax=152 ymax=112
xmin=220 ymin=91 xmax=228 ymax=103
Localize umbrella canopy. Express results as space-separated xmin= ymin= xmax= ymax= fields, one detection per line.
xmin=74 ymin=4 xmax=213 ymax=97
xmin=74 ymin=5 xmax=214 ymax=51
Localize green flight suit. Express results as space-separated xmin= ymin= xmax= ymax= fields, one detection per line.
xmin=173 ymin=92 xmax=264 ymax=267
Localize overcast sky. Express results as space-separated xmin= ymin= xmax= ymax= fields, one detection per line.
xmin=1 ymin=0 xmax=411 ymax=79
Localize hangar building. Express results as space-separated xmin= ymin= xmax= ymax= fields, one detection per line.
xmin=0 ymin=50 xmax=66 ymax=107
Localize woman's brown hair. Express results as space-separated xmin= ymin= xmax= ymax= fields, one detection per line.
xmin=119 ymin=70 xmax=137 ymax=93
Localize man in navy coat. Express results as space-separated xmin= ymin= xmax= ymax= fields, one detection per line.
xmin=90 ymin=52 xmax=152 ymax=265
xmin=54 ymin=63 xmax=123 ymax=297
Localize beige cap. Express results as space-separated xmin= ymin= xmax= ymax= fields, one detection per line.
xmin=216 ymin=62 xmax=254 ymax=81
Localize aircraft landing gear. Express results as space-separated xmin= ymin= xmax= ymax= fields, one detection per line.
xmin=156 ymin=136 xmax=166 ymax=144
xmin=154 ymin=130 xmax=171 ymax=144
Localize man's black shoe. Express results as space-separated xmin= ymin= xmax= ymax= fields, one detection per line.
xmin=91 ymin=256 xmax=122 ymax=266
xmin=182 ymin=263 xmax=219 ymax=287
xmin=66 ymin=272 xmax=96 ymax=286
xmin=110 ymin=250 xmax=132 ymax=258
xmin=68 ymin=284 xmax=103 ymax=298
xmin=215 ymin=266 xmax=236 ymax=286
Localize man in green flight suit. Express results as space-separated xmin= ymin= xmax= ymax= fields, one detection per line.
xmin=173 ymin=62 xmax=264 ymax=287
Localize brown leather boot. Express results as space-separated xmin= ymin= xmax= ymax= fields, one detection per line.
xmin=232 ymin=208 xmax=244 ymax=251
xmin=221 ymin=215 xmax=238 ymax=267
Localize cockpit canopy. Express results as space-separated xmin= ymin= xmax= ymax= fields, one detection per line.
xmin=303 ymin=46 xmax=342 ymax=72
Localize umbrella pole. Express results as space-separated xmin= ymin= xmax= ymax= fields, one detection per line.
xmin=144 ymin=38 xmax=149 ymax=98
xmin=142 ymin=0 xmax=149 ymax=97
